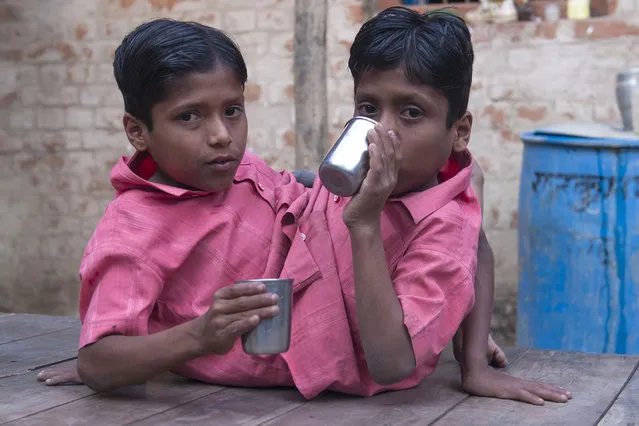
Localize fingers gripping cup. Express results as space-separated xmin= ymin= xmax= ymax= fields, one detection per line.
xmin=240 ymin=278 xmax=293 ymax=355
xmin=319 ymin=116 xmax=377 ymax=197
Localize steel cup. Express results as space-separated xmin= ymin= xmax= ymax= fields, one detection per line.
xmin=318 ymin=116 xmax=377 ymax=197
xmin=240 ymin=278 xmax=293 ymax=355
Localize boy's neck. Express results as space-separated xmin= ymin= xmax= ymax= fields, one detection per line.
xmin=128 ymin=151 xmax=199 ymax=191
xmin=394 ymin=175 xmax=439 ymax=198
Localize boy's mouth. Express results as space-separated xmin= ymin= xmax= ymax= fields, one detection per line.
xmin=206 ymin=155 xmax=237 ymax=172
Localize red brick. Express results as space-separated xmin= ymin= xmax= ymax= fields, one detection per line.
xmin=283 ymin=129 xmax=295 ymax=147
xmin=42 ymin=138 xmax=66 ymax=153
xmin=285 ymin=84 xmax=294 ymax=100
xmin=534 ymin=21 xmax=559 ymax=40
xmin=0 ymin=5 xmax=18 ymax=22
xmin=180 ymin=12 xmax=218 ymax=24
xmin=48 ymin=154 xmax=65 ymax=171
xmin=482 ymin=105 xmax=506 ymax=129
xmin=339 ymin=40 xmax=353 ymax=51
xmin=82 ymin=47 xmax=94 ymax=60
xmin=575 ymin=18 xmax=639 ymax=40
xmin=75 ymin=24 xmax=88 ymax=41
xmin=500 ymin=129 xmax=520 ymax=143
xmin=285 ymin=38 xmax=294 ymax=53
xmin=257 ymin=10 xmax=293 ymax=30
xmin=509 ymin=211 xmax=518 ymax=229
xmin=19 ymin=157 xmax=38 ymax=171
xmin=1 ymin=50 xmax=23 ymax=61
xmin=330 ymin=58 xmax=347 ymax=73
xmin=517 ymin=105 xmax=547 ymax=122
xmin=346 ymin=5 xmax=365 ymax=24
xmin=0 ymin=92 xmax=17 ymax=108
xmin=475 ymin=155 xmax=493 ymax=174
xmin=27 ymin=44 xmax=77 ymax=61
xmin=491 ymin=207 xmax=500 ymax=223
xmin=148 ymin=0 xmax=194 ymax=10
xmin=95 ymin=108 xmax=120 ymax=130
xmin=471 ymin=81 xmax=484 ymax=92
xmin=244 ymin=83 xmax=262 ymax=102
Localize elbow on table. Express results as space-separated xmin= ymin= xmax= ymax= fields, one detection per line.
xmin=77 ymin=349 xmax=115 ymax=393
xmin=370 ymin=357 xmax=417 ymax=386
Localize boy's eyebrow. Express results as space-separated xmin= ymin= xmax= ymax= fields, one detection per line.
xmin=166 ymin=95 xmax=245 ymax=114
xmin=356 ymin=90 xmax=439 ymax=110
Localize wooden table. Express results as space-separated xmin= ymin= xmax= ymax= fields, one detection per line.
xmin=0 ymin=313 xmax=637 ymax=425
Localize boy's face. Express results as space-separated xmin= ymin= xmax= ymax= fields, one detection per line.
xmin=353 ymin=67 xmax=471 ymax=196
xmin=124 ymin=67 xmax=248 ymax=192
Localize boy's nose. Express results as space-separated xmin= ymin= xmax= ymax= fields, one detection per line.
xmin=207 ymin=118 xmax=232 ymax=146
xmin=379 ymin=113 xmax=397 ymax=133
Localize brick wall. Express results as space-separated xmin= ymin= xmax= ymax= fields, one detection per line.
xmin=1 ymin=0 xmax=638 ymax=343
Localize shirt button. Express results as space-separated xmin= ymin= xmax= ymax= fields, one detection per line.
xmin=333 ymin=194 xmax=340 ymax=202
xmin=300 ymin=233 xmax=306 ymax=241
xmin=258 ymin=183 xmax=265 ymax=191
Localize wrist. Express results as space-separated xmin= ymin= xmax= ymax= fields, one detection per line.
xmin=182 ymin=317 xmax=209 ymax=358
xmin=346 ymin=219 xmax=381 ymax=237
xmin=460 ymin=354 xmax=490 ymax=378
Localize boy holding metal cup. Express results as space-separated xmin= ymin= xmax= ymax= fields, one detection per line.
xmin=273 ymin=7 xmax=570 ymax=403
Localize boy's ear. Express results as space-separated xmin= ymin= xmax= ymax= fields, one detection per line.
xmin=452 ymin=111 xmax=472 ymax=153
xmin=123 ymin=113 xmax=150 ymax=152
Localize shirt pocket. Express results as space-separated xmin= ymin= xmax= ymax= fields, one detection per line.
xmin=282 ymin=225 xmax=322 ymax=294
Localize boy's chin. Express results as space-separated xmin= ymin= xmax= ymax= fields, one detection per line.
xmin=200 ymin=176 xmax=235 ymax=193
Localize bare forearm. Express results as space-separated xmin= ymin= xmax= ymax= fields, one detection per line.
xmin=349 ymin=222 xmax=416 ymax=385
xmin=460 ymin=228 xmax=494 ymax=375
xmin=77 ymin=319 xmax=203 ymax=392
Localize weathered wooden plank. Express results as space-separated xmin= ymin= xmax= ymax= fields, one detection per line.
xmin=124 ymin=386 xmax=305 ymax=426
xmin=4 ymin=374 xmax=223 ymax=426
xmin=0 ymin=315 xmax=79 ymax=345
xmin=433 ymin=350 xmax=639 ymax=426
xmin=293 ymin=0 xmax=328 ymax=170
xmin=0 ymin=327 xmax=79 ymax=377
xmin=0 ymin=361 xmax=94 ymax=424
xmin=599 ymin=362 xmax=639 ymax=425
xmin=259 ymin=347 xmax=528 ymax=426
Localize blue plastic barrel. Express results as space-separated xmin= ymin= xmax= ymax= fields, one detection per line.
xmin=517 ymin=130 xmax=639 ymax=354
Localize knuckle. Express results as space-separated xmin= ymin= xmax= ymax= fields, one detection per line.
xmin=236 ymin=296 xmax=251 ymax=311
xmin=212 ymin=317 xmax=226 ymax=329
xmin=225 ymin=322 xmax=239 ymax=336
xmin=210 ymin=300 xmax=223 ymax=313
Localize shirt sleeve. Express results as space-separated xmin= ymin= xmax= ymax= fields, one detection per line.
xmin=78 ymin=244 xmax=165 ymax=349
xmin=391 ymin=223 xmax=476 ymax=370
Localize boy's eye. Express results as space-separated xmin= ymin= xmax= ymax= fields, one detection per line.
xmin=178 ymin=112 xmax=199 ymax=122
xmin=357 ymin=103 xmax=377 ymax=116
xmin=401 ymin=107 xmax=423 ymax=119
xmin=225 ymin=106 xmax=244 ymax=117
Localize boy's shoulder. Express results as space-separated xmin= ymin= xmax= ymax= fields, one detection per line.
xmin=85 ymin=154 xmax=221 ymax=258
xmin=87 ymin=150 xmax=305 ymax=256
xmin=395 ymin=150 xmax=478 ymax=224
xmin=237 ymin=150 xmax=305 ymax=193
xmin=389 ymin=151 xmax=482 ymax=260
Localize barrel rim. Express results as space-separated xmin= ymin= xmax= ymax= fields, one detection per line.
xmin=520 ymin=131 xmax=639 ymax=148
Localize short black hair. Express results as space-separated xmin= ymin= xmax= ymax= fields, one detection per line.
xmin=113 ymin=18 xmax=247 ymax=130
xmin=348 ymin=7 xmax=474 ymax=128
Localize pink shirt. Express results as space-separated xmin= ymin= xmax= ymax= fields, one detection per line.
xmin=78 ymin=149 xmax=480 ymax=399
xmin=278 ymin=150 xmax=480 ymax=398
xmin=79 ymin=151 xmax=305 ymax=386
